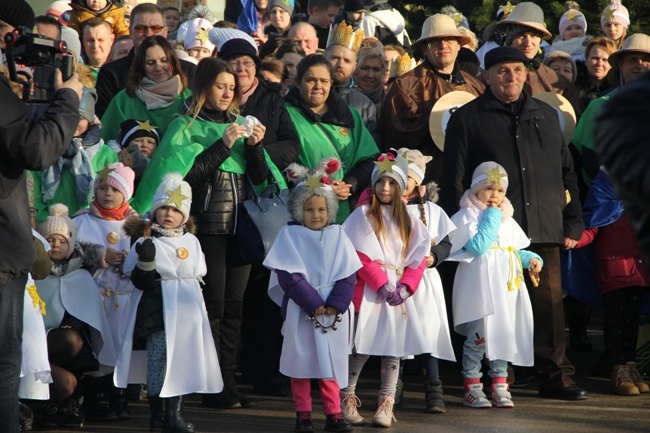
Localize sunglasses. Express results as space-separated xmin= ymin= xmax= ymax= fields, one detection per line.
xmin=132 ymin=25 xmax=165 ymax=35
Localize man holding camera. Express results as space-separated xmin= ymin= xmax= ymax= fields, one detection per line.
xmin=1 ymin=2 xmax=83 ymax=432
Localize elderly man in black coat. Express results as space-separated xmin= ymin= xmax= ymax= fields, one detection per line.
xmin=441 ymin=46 xmax=587 ymax=401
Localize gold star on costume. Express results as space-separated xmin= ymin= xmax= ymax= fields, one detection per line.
xmin=500 ymin=1 xmax=516 ymax=16
xmin=602 ymin=8 xmax=615 ymax=20
xmin=452 ymin=13 xmax=464 ymax=26
xmin=137 ymin=119 xmax=156 ymax=132
xmin=305 ymin=175 xmax=324 ymax=192
xmin=97 ymin=166 xmax=114 ymax=183
xmin=166 ymin=185 xmax=190 ymax=209
xmin=195 ymin=27 xmax=209 ymax=44
xmin=485 ymin=166 xmax=507 ymax=184
xmin=565 ymin=10 xmax=581 ymax=21
xmin=374 ymin=158 xmax=396 ymax=174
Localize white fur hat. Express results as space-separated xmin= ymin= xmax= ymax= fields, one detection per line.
xmin=37 ymin=204 xmax=77 ymax=258
xmin=151 ymin=173 xmax=192 ymax=224
xmin=183 ymin=18 xmax=216 ymax=53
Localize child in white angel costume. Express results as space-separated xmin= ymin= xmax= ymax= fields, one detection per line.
xmin=341 ymin=151 xmax=431 ymax=428
xmin=117 ymin=173 xmax=222 ymax=433
xmin=448 ymin=162 xmax=543 ymax=409
xmin=264 ymin=160 xmax=361 ymax=433
xmin=399 ymin=148 xmax=457 ymax=414
xmin=73 ymin=162 xmax=137 ymax=419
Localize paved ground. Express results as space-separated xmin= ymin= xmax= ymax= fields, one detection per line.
xmin=27 ymin=321 xmax=650 ymax=433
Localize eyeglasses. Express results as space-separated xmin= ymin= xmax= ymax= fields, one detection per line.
xmin=228 ymin=60 xmax=256 ymax=69
xmin=132 ymin=25 xmax=165 ymax=35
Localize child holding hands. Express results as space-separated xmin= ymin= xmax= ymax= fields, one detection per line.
xmin=449 ymin=162 xmax=542 ymax=409
xmin=264 ymin=160 xmax=360 ymax=433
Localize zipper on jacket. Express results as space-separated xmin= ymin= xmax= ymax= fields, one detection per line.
xmin=203 ymin=183 xmax=212 ymax=212
xmin=232 ymin=175 xmax=239 ymax=234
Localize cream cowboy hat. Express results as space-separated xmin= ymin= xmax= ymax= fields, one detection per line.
xmin=413 ymin=14 xmax=472 ymax=48
xmin=608 ymin=33 xmax=650 ymax=72
xmin=429 ymin=91 xmax=477 ymax=152
xmin=497 ymin=2 xmax=552 ymax=40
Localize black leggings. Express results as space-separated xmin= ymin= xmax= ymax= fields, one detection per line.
xmin=603 ymin=287 xmax=646 ymax=365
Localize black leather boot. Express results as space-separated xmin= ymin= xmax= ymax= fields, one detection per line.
xmin=148 ymin=395 xmax=164 ymax=432
xmin=161 ymin=396 xmax=195 ymax=433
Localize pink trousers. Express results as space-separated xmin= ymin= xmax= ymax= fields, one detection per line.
xmin=291 ymin=377 xmax=341 ymax=415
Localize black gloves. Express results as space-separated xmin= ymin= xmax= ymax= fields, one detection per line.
xmin=135 ymin=238 xmax=156 ymax=263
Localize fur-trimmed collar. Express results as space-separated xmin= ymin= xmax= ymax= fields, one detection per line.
xmin=459 ymin=189 xmax=514 ymax=221
xmin=122 ymin=214 xmax=196 ymax=244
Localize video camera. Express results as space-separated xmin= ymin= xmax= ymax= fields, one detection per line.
xmin=3 ymin=26 xmax=74 ymax=102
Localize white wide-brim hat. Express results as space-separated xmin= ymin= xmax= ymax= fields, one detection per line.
xmin=497 ymin=2 xmax=552 ymax=40
xmin=413 ymin=14 xmax=472 ymax=48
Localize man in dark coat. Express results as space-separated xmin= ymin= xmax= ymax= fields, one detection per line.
xmin=441 ymin=46 xmax=587 ymax=401
xmin=1 ymin=2 xmax=83 ymax=431
xmin=95 ymin=3 xmax=196 ymax=118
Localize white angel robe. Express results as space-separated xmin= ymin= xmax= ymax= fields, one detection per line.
xmin=343 ymin=205 xmax=431 ymax=357
xmin=448 ymin=207 xmax=535 ymax=367
xmin=74 ymin=213 xmax=136 ymax=356
xmin=406 ymin=201 xmax=457 ymax=362
xmin=116 ymin=233 xmax=223 ymax=397
xmin=264 ymin=225 xmax=362 ymax=387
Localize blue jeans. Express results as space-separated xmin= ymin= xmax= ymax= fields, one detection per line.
xmin=461 ymin=318 xmax=508 ymax=379
xmin=0 ymin=274 xmax=27 ymax=433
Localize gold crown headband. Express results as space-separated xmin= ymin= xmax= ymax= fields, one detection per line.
xmin=389 ymin=52 xmax=416 ymax=78
xmin=326 ymin=22 xmax=365 ymax=54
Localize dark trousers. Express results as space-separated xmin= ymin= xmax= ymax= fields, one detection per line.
xmin=603 ymin=287 xmax=646 ymax=365
xmin=0 ymin=274 xmax=27 ymax=433
xmin=197 ymin=234 xmax=251 ymax=385
xmin=526 ymin=245 xmax=576 ymax=390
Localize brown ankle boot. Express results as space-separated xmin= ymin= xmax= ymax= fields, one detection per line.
xmin=627 ymin=362 xmax=650 ymax=393
xmin=611 ymin=364 xmax=640 ymax=396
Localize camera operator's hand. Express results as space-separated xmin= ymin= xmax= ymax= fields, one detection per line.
xmin=54 ymin=69 xmax=83 ymax=101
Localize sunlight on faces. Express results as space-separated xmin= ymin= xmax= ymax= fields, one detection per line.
xmin=87 ymin=0 xmax=108 ymax=11
xmin=74 ymin=118 xmax=89 ymax=138
xmin=510 ymin=32 xmax=541 ymax=59
xmin=270 ymin=7 xmax=292 ymax=32
xmin=401 ymin=178 xmax=418 ymax=200
xmin=619 ymin=52 xmax=650 ymax=84
xmin=130 ymin=136 xmax=157 ymax=158
xmin=562 ymin=23 xmax=584 ymax=40
xmin=187 ymin=47 xmax=212 ymax=61
xmin=96 ymin=184 xmax=126 ymax=210
xmin=279 ymin=52 xmax=304 ymax=87
xmin=155 ymin=206 xmax=184 ymax=230
xmin=131 ymin=12 xmax=167 ymax=49
xmin=84 ymin=24 xmax=115 ymax=67
xmin=111 ymin=38 xmax=133 ymax=61
xmin=326 ymin=45 xmax=356 ymax=85
xmin=355 ymin=56 xmax=383 ymax=92
xmin=303 ymin=195 xmax=329 ymax=230
xmin=602 ymin=22 xmax=624 ymax=41
xmin=310 ymin=6 xmax=339 ymax=28
xmin=255 ymin=0 xmax=268 ymax=8
xmin=548 ymin=59 xmax=574 ymax=83
xmin=205 ymin=72 xmax=236 ymax=111
xmin=298 ymin=65 xmax=332 ymax=113
xmin=144 ymin=45 xmax=172 ymax=83
xmin=425 ymin=38 xmax=460 ymax=71
xmin=261 ymin=69 xmax=282 ymax=83
xmin=586 ymin=46 xmax=611 ymax=81
xmin=485 ymin=61 xmax=527 ymax=103
xmin=46 ymin=234 xmax=70 ymax=263
xmin=35 ymin=23 xmax=59 ymax=40
xmin=291 ymin=27 xmax=319 ymax=55
xmin=475 ymin=183 xmax=506 ymax=207
xmin=347 ymin=11 xmax=365 ymax=25
xmin=374 ymin=177 xmax=397 ymax=204
xmin=164 ymin=9 xmax=180 ymax=32
xmin=228 ymin=56 xmax=257 ymax=93
xmin=383 ymin=48 xmax=400 ymax=84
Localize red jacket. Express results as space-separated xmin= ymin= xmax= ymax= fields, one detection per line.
xmin=576 ymin=214 xmax=649 ymax=294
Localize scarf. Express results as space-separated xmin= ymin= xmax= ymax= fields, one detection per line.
xmin=458 ymin=189 xmax=515 ymax=221
xmin=89 ymin=199 xmax=135 ymax=221
xmin=240 ymin=77 xmax=259 ymax=105
xmin=135 ymin=75 xmax=183 ymax=110
xmin=151 ymin=222 xmax=185 ymax=238
xmin=41 ymin=125 xmax=101 ymax=202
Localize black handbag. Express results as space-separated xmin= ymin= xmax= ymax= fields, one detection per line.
xmin=237 ymin=170 xmax=291 ymax=264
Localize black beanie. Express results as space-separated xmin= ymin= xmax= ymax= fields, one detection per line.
xmin=119 ymin=119 xmax=160 ymax=149
xmin=219 ymin=38 xmax=261 ymax=70
xmin=0 ymin=0 xmax=35 ymax=29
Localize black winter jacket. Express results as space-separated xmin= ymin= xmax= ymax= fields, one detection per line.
xmin=185 ymin=108 xmax=270 ymax=236
xmin=441 ymin=88 xmax=584 ymax=244
xmin=241 ymin=77 xmax=300 ymax=170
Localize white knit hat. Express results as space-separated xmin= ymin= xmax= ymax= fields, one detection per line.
xmin=601 ymin=1 xmax=630 ymax=30
xmin=151 ymin=173 xmax=192 ymax=224
xmin=37 ymin=204 xmax=77 ymax=258
xmin=183 ymin=18 xmax=216 ymax=53
xmin=470 ymin=161 xmax=509 ymax=195
xmin=371 ymin=152 xmax=409 ymax=193
xmin=94 ymin=162 xmax=136 ymax=202
xmin=208 ymin=27 xmax=257 ymax=52
xmin=559 ymin=8 xmax=587 ymax=37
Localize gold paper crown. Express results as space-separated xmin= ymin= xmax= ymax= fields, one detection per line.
xmin=389 ymin=52 xmax=416 ymax=78
xmin=326 ymin=22 xmax=365 ymax=54
xmin=358 ymin=37 xmax=384 ymax=58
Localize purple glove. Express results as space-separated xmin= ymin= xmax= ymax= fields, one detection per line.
xmin=378 ymin=283 xmax=409 ymax=306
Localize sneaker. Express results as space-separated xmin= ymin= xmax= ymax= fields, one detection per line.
xmin=40 ymin=402 xmax=63 ymax=427
xmin=325 ymin=413 xmax=353 ymax=432
xmin=341 ymin=392 xmax=364 ymax=426
xmin=491 ymin=383 xmax=514 ymax=408
xmin=294 ymin=411 xmax=315 ymax=433
xmin=463 ymin=383 xmax=492 ymax=408
xmin=611 ymin=364 xmax=640 ymax=396
xmin=372 ymin=394 xmax=396 ymax=428
xmin=62 ymin=397 xmax=84 ymax=428
xmin=424 ymin=380 xmax=445 ymax=413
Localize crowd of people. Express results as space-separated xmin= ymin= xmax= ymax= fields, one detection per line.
xmin=1 ymin=0 xmax=650 ymax=433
